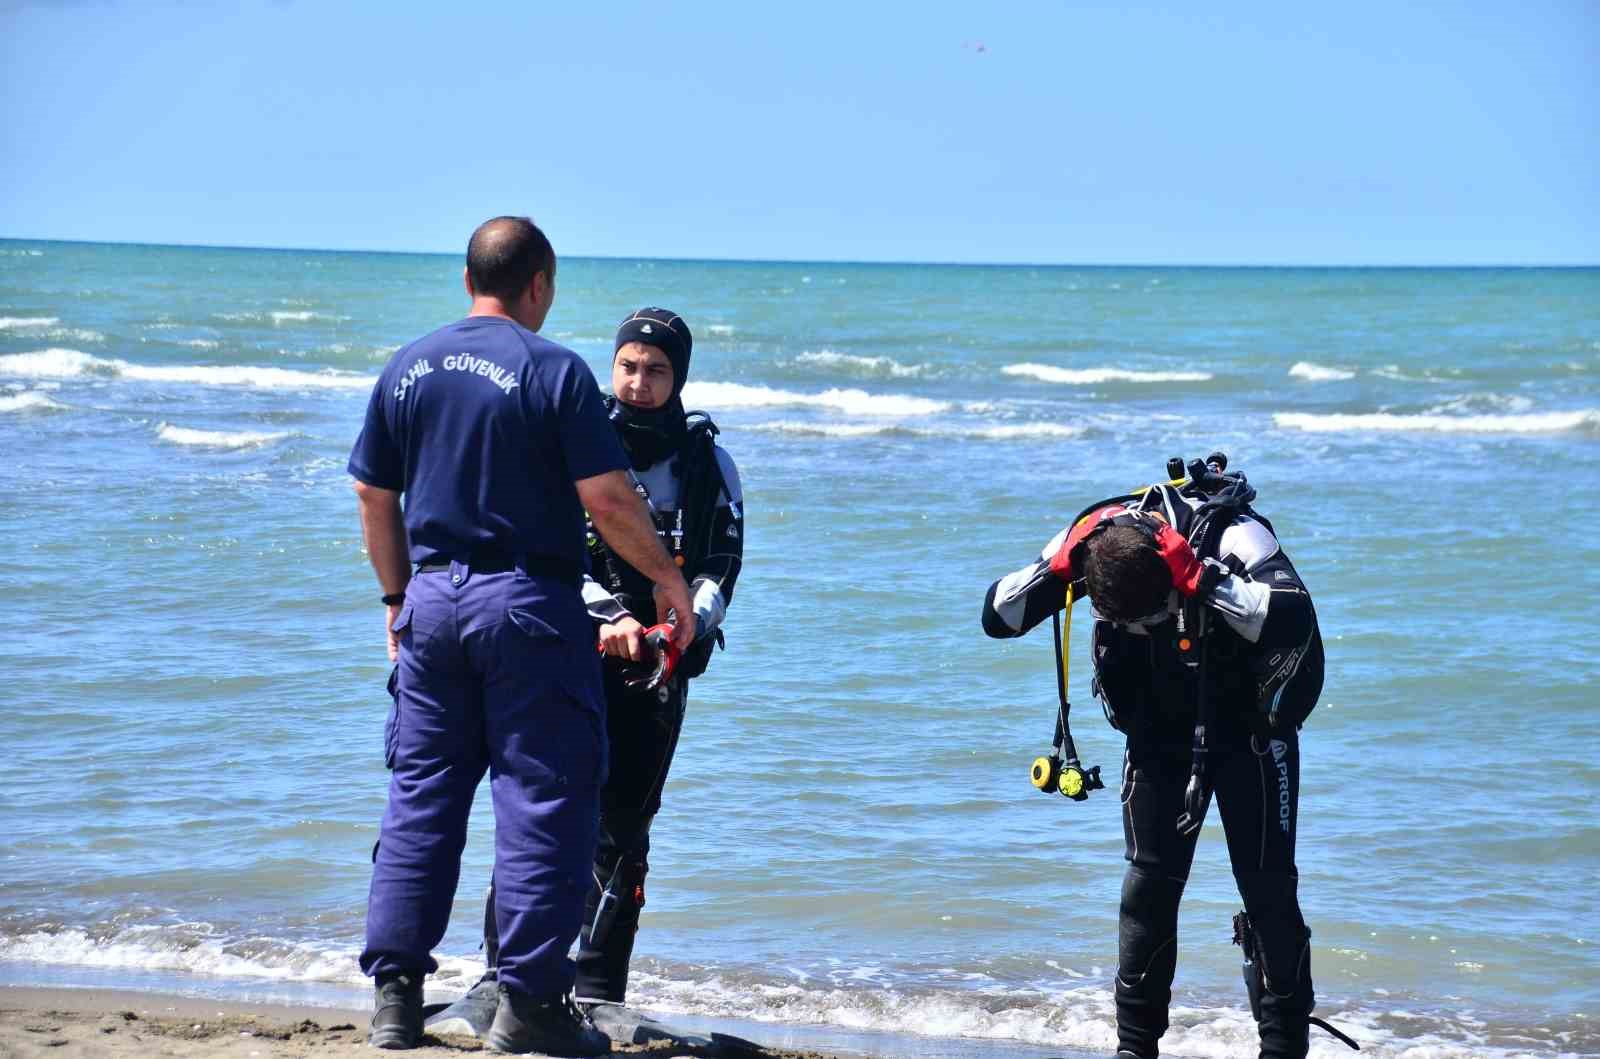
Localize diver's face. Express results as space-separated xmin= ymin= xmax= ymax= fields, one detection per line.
xmin=612 ymin=342 xmax=675 ymax=410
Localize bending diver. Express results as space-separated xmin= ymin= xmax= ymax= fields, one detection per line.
xmin=981 ymin=456 xmax=1351 ymax=1059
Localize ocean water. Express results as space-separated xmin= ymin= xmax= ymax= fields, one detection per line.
xmin=1 ymin=240 xmax=1596 ymax=1058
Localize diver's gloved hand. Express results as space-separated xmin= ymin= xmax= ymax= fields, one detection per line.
xmin=618 ymin=623 xmax=681 ymax=691
xmin=1153 ymin=526 xmax=1227 ymax=599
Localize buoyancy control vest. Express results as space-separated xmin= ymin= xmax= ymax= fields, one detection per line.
xmin=588 ymin=411 xmax=731 ymax=680
xmin=1075 ymin=481 xmax=1324 ymax=739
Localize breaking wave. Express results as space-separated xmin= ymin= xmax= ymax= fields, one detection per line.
xmin=1289 ymin=361 xmax=1357 ymax=382
xmin=0 ymin=924 xmax=1586 ymax=1058
xmin=156 ymin=424 xmax=293 ymax=449
xmin=752 ymin=420 xmax=1085 ymax=441
xmin=1274 ymin=410 xmax=1600 ymax=435
xmin=213 ymin=310 xmax=348 ymax=325
xmin=682 ymin=381 xmax=949 ymax=416
xmin=0 ymin=349 xmax=374 ymax=391
xmin=1003 ymin=363 xmax=1212 ymax=384
xmin=793 ymin=351 xmax=931 ymax=379
xmin=0 ymin=391 xmax=67 ymax=413
xmin=0 ymin=315 xmax=60 ymax=330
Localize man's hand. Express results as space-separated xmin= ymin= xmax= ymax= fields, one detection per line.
xmin=577 ymin=469 xmax=696 ymax=651
xmin=386 ymin=602 xmax=403 ymax=663
xmin=599 ymin=616 xmax=648 ymax=661
xmin=653 ymin=579 xmax=696 ymax=649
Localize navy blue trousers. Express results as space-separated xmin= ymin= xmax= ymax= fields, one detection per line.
xmin=360 ymin=561 xmax=607 ymax=999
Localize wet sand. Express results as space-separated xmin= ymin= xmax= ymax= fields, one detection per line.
xmin=0 ymin=987 xmax=847 ymax=1059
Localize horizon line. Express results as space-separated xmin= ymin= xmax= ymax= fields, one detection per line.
xmin=2 ymin=234 xmax=1596 ymax=270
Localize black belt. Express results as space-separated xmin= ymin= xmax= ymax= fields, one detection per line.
xmin=416 ymin=552 xmax=580 ymax=586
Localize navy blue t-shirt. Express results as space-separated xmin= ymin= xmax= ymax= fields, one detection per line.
xmin=348 ymin=316 xmax=627 ymax=567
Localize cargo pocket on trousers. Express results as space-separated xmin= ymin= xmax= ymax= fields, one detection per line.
xmin=383 ymin=665 xmax=400 ymax=770
xmin=508 ymin=607 xmax=606 ymax=788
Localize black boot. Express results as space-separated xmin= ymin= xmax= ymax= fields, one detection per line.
xmin=484 ymin=984 xmax=610 ymax=1056
xmin=368 ymin=971 xmax=424 ymax=1050
xmin=574 ymin=813 xmax=652 ymax=1004
xmin=1257 ymin=928 xmax=1314 ymax=1059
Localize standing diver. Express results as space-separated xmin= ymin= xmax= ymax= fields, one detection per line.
xmin=980 ymin=457 xmax=1341 ymax=1059
xmin=435 ymin=307 xmax=745 ymax=1050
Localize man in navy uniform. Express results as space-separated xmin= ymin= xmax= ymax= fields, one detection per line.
xmin=349 ymin=216 xmax=694 ymax=1054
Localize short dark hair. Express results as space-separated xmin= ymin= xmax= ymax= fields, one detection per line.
xmin=1083 ymin=525 xmax=1171 ymax=622
xmin=466 ymin=216 xmax=556 ymax=301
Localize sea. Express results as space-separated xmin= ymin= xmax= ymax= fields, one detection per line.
xmin=1 ymin=239 xmax=1596 ymax=1058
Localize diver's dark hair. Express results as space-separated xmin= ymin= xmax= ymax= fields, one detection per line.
xmin=466 ymin=216 xmax=555 ymax=301
xmin=1084 ymin=525 xmax=1171 ymax=622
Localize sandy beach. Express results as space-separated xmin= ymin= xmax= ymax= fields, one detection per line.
xmin=0 ymin=987 xmax=848 ymax=1059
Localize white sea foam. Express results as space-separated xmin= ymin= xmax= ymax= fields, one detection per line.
xmin=46 ymin=327 xmax=105 ymax=343
xmin=682 ymin=381 xmax=949 ymax=416
xmin=794 ymin=351 xmax=930 ymax=378
xmin=966 ymin=423 xmax=1085 ymax=439
xmin=754 ymin=421 xmax=912 ymax=438
xmin=0 ymin=391 xmax=66 ymax=413
xmin=1003 ymin=362 xmax=1212 ymax=384
xmin=0 ymin=349 xmax=374 ymax=390
xmin=1370 ymin=364 xmax=1436 ymax=382
xmin=180 ymin=338 xmax=221 ymax=350
xmin=1289 ymin=361 xmax=1356 ymax=382
xmin=624 ymin=968 xmax=1553 ymax=1059
xmin=1275 ymin=410 xmax=1600 ymax=435
xmin=214 ymin=310 xmax=345 ymax=325
xmin=0 ymin=926 xmax=1571 ymax=1058
xmin=707 ymin=324 xmax=735 ymax=336
xmin=0 ymin=926 xmax=484 ymax=992
xmin=0 ymin=315 xmax=60 ymax=330
xmin=156 ymin=424 xmax=291 ymax=449
xmin=752 ymin=420 xmax=1085 ymax=441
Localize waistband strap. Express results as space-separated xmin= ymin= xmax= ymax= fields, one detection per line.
xmin=416 ymin=552 xmax=580 ymax=587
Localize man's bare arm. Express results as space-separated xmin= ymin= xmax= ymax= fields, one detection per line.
xmin=354 ymin=479 xmax=410 ymax=661
xmin=576 ymin=469 xmax=695 ymax=649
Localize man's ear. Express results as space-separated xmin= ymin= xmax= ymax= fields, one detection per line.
xmin=462 ymin=266 xmax=474 ymax=298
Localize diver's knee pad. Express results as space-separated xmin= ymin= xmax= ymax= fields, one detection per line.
xmin=1114 ymin=865 xmax=1186 ymax=1050
xmin=1117 ymin=865 xmax=1185 ymax=984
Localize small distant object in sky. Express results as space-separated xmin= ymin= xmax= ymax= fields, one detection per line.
xmin=963 ymin=40 xmax=988 ymax=54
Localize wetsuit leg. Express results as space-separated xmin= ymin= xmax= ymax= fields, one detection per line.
xmin=1214 ymin=730 xmax=1313 ymax=1059
xmin=574 ymin=670 xmax=688 ymax=1004
xmin=1115 ymin=740 xmax=1202 ymax=1058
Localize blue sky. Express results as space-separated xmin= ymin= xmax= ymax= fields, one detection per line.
xmin=1 ymin=1 xmax=1595 ymax=264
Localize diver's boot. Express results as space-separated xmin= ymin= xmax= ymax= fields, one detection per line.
xmin=368 ymin=971 xmax=424 ymax=1050
xmin=1256 ymin=932 xmax=1314 ymax=1059
xmin=574 ymin=825 xmax=649 ymax=1005
xmin=484 ymin=984 xmax=609 ymax=1056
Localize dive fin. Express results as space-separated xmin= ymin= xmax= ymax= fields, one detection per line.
xmin=586 ymin=1001 xmax=772 ymax=1057
xmin=422 ymin=976 xmax=499 ymax=1038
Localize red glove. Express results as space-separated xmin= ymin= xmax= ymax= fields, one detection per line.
xmin=1153 ymin=524 xmax=1226 ymax=598
xmin=1048 ymin=505 xmax=1123 ymax=582
xmin=622 ymin=624 xmax=682 ymax=691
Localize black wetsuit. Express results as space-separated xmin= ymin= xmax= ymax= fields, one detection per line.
xmin=483 ymin=411 xmax=743 ymax=1007
xmin=982 ymin=485 xmax=1324 ymax=1059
